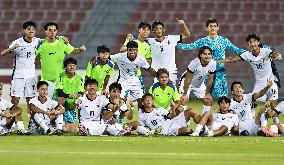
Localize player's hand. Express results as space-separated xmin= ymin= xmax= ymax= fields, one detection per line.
xmin=216 ymin=59 xmax=225 ymax=63
xmin=180 ymin=95 xmax=189 ymax=106
xmin=80 ymin=45 xmax=86 ymax=52
xmin=62 ymin=36 xmax=69 ymax=44
xmin=126 ymin=34 xmax=133 ymax=41
xmin=176 ymin=18 xmax=185 ymax=26
xmin=76 ymin=99 xmax=82 ymax=105
xmin=5 ymin=113 xmax=13 ymax=118
xmin=265 ymin=100 xmax=271 ymax=108
xmin=267 ymin=77 xmax=273 ymax=88
xmin=204 ymin=93 xmax=213 ymax=103
xmin=275 ymin=53 xmax=282 ymax=60
xmin=69 ymin=94 xmax=78 ymax=99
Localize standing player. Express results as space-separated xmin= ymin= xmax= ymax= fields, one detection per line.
xmin=54 ymin=58 xmax=84 ymax=133
xmin=86 ymin=45 xmax=114 ymax=95
xmin=29 ymin=81 xmax=65 ymax=135
xmin=77 ymin=79 xmax=128 ymax=136
xmin=0 ymin=82 xmax=26 ymax=135
xmin=177 ymin=18 xmax=245 ymax=97
xmin=147 ymin=19 xmax=190 ymax=85
xmin=219 ymin=33 xmax=282 ymax=108
xmin=1 ymin=21 xmax=39 ymax=116
xmin=120 ymin=21 xmax=152 ymax=90
xmin=191 ymin=96 xmax=239 ymax=137
xmin=36 ymin=22 xmax=86 ymax=98
xmin=179 ymin=46 xmax=215 ymax=114
xmin=110 ymin=41 xmax=157 ymax=102
xmin=137 ymin=93 xmax=201 ymax=136
xmin=230 ymin=80 xmax=277 ymax=136
xmin=149 ymin=68 xmax=185 ymax=112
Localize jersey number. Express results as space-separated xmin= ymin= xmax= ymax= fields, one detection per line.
xmin=151 ymin=120 xmax=158 ymax=126
xmin=256 ymin=63 xmax=263 ymax=69
xmin=26 ymin=52 xmax=32 ymax=58
xmin=90 ymin=111 xmax=95 ymax=116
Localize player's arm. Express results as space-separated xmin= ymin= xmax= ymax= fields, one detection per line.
xmin=29 ymin=103 xmax=50 ymax=115
xmin=119 ymin=34 xmax=133 ymax=52
xmin=146 ymin=58 xmax=152 ymax=65
xmin=269 ymin=51 xmax=282 ymax=61
xmin=176 ymin=19 xmax=190 ymax=40
xmin=176 ymin=38 xmax=203 ymax=51
xmin=52 ymin=105 xmax=65 ymax=115
xmin=72 ymin=45 xmax=86 ymax=54
xmin=146 ymin=67 xmax=157 ymax=78
xmin=101 ymin=75 xmax=110 ymax=95
xmin=205 ymin=72 xmax=214 ymax=95
xmin=182 ymin=70 xmax=193 ymax=95
xmin=1 ymin=42 xmax=19 ymax=56
xmin=217 ymin=55 xmax=242 ymax=63
xmin=252 ymin=78 xmax=273 ymax=101
xmin=226 ymin=39 xmax=246 ymax=55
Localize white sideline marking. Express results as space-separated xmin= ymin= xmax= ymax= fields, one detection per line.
xmin=0 ymin=150 xmax=283 ymax=157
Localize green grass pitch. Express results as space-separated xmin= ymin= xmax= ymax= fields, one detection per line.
xmin=0 ymin=100 xmax=284 ymax=165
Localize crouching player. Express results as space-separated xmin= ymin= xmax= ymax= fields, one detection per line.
xmin=265 ymin=101 xmax=284 ymax=136
xmin=191 ymin=96 xmax=239 ymax=137
xmin=54 ymin=58 xmax=84 ymax=133
xmin=179 ymin=46 xmax=215 ymax=114
xmin=137 ymin=93 xmax=201 ymax=136
xmin=230 ymin=79 xmax=277 ymax=136
xmin=29 ymin=81 xmax=65 ymax=135
xmin=149 ymin=68 xmax=185 ymax=113
xmin=0 ymin=82 xmax=26 ymax=135
xmin=77 ymin=79 xmax=130 ymax=136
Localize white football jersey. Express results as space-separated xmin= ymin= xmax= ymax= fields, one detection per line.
xmin=213 ymin=112 xmax=239 ymax=128
xmin=274 ymin=101 xmax=284 ymax=115
xmin=240 ymin=48 xmax=274 ymax=85
xmin=29 ymin=97 xmax=58 ymax=112
xmin=0 ymin=98 xmax=14 ymax=113
xmin=77 ymin=94 xmax=109 ymax=122
xmin=230 ymin=94 xmax=255 ymax=121
xmin=110 ymin=52 xmax=150 ymax=86
xmin=9 ymin=37 xmax=41 ymax=78
xmin=147 ymin=35 xmax=181 ymax=73
xmin=138 ymin=107 xmax=168 ymax=130
xmin=187 ymin=58 xmax=216 ymax=88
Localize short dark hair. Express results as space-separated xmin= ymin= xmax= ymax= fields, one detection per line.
xmin=206 ymin=18 xmax=219 ymax=27
xmin=157 ymin=68 xmax=169 ymax=78
xmin=23 ymin=21 xmax=36 ymax=29
xmin=138 ymin=21 xmax=151 ymax=30
xmin=217 ymin=96 xmax=231 ymax=105
xmin=141 ymin=93 xmax=153 ymax=102
xmin=109 ymin=82 xmax=122 ymax=92
xmin=126 ymin=40 xmax=138 ymax=49
xmin=198 ymin=46 xmax=212 ymax=58
xmin=152 ymin=21 xmax=164 ymax=30
xmin=44 ymin=22 xmax=58 ymax=31
xmin=37 ymin=81 xmax=49 ymax=89
xmin=84 ymin=78 xmax=98 ymax=88
xmin=246 ymin=33 xmax=260 ymax=42
xmin=64 ymin=57 xmax=77 ymax=68
xmin=231 ymin=81 xmax=243 ymax=91
xmin=97 ymin=45 xmax=110 ymax=54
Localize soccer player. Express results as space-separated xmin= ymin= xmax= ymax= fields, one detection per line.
xmin=29 ymin=81 xmax=65 ymax=135
xmin=85 ymin=45 xmax=114 ymax=95
xmin=191 ymin=96 xmax=239 ymax=137
xmin=54 ymin=58 xmax=84 ymax=133
xmin=149 ymin=68 xmax=185 ymax=112
xmin=230 ymin=79 xmax=276 ymax=136
xmin=177 ymin=18 xmax=245 ymax=97
xmin=147 ymin=19 xmax=190 ymax=85
xmin=0 ymin=21 xmax=40 ymax=115
xmin=120 ymin=21 xmax=152 ymax=90
xmin=267 ymin=101 xmax=284 ymax=135
xmin=110 ymin=41 xmax=157 ymax=102
xmin=179 ymin=46 xmax=215 ymax=114
xmin=137 ymin=93 xmax=201 ymax=136
xmin=0 ymin=82 xmax=26 ymax=135
xmin=36 ymin=22 xmax=86 ymax=98
xmin=219 ymin=33 xmax=282 ymax=108
xmin=77 ymin=79 xmax=128 ymax=136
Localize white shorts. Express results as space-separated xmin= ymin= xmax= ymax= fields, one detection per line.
xmin=253 ymin=82 xmax=278 ymax=102
xmin=179 ymin=80 xmax=206 ymax=99
xmin=11 ymin=77 xmax=37 ymax=97
xmin=239 ymin=119 xmax=259 ymax=135
xmin=0 ymin=117 xmax=6 ymax=126
xmin=81 ymin=121 xmax=107 ymax=136
xmin=120 ymin=83 xmax=144 ymax=101
xmin=161 ymin=111 xmax=188 ymax=136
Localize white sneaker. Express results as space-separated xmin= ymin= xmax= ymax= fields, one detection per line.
xmin=190 ymin=131 xmax=200 ymax=137
xmin=0 ymin=126 xmax=7 ymax=135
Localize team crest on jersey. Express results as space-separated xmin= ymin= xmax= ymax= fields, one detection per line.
xmin=168 ymin=40 xmax=171 ymax=45
xmin=218 ymin=44 xmax=222 ymax=48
